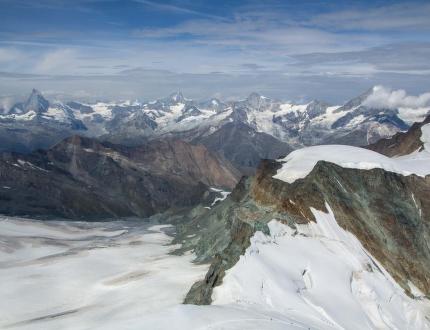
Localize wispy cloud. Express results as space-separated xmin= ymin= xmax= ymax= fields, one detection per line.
xmin=310 ymin=3 xmax=430 ymax=31
xmin=34 ymin=49 xmax=78 ymax=74
xmin=131 ymin=0 xmax=226 ymax=20
xmin=0 ymin=1 xmax=429 ymax=101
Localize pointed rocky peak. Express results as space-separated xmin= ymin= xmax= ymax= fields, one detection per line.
xmin=132 ymin=110 xmax=158 ymax=130
xmin=336 ymin=87 xmax=375 ymax=112
xmin=169 ymin=91 xmax=185 ymax=104
xmin=306 ymin=100 xmax=331 ymax=119
xmin=244 ymin=92 xmax=275 ymax=112
xmin=246 ymin=92 xmax=262 ymax=102
xmin=198 ymin=98 xmax=226 ymax=112
xmin=24 ymin=88 xmax=49 ymax=113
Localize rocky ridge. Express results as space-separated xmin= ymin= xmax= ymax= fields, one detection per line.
xmin=0 ymin=135 xmax=240 ymax=218
xmin=178 ymin=117 xmax=430 ymax=307
xmin=366 ymin=114 xmax=430 ymax=156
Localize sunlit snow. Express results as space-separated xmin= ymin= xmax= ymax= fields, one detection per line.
xmin=274 ymin=124 xmax=430 ymax=183
xmin=212 ymin=203 xmax=430 ymax=329
xmin=0 ymin=218 xmax=208 ymax=329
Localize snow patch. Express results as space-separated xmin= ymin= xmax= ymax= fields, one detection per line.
xmin=212 ymin=203 xmax=430 ymax=329
xmin=17 ymin=159 xmax=49 ymax=172
xmin=210 ymin=187 xmax=231 ymax=206
xmin=1 ymin=110 xmax=37 ymax=121
xmin=274 ymin=140 xmax=430 ymax=184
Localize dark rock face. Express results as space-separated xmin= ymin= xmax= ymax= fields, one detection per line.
xmin=251 ymin=160 xmax=430 ymax=297
xmin=66 ymin=101 xmax=94 ymax=114
xmin=197 ymin=98 xmax=226 ymax=113
xmin=0 ymin=121 xmax=85 ymax=153
xmin=23 ymin=89 xmax=50 ymax=114
xmin=176 ymin=177 xmax=277 ymax=304
xmin=104 ymin=109 xmax=158 ymax=144
xmin=0 ymin=136 xmax=240 ymax=219
xmin=184 ymin=218 xmax=254 ymax=304
xmin=176 ymin=106 xmax=202 ymax=122
xmin=332 ymin=107 xmax=407 ymax=131
xmin=240 ymin=92 xmax=279 ymax=112
xmin=334 ymin=87 xmax=374 ymax=113
xmin=366 ymin=115 xmax=430 ymax=156
xmin=182 ymin=158 xmax=430 ymax=304
xmin=196 ymin=122 xmax=293 ymax=175
xmin=305 ymin=100 xmax=330 ymax=119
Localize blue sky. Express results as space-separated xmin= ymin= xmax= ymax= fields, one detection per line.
xmin=0 ymin=0 xmax=430 ymax=102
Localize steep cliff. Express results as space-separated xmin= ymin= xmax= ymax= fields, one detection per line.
xmin=181 ymin=119 xmax=430 ymax=327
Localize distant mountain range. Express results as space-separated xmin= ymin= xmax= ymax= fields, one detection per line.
xmin=0 ymin=87 xmax=428 ymax=174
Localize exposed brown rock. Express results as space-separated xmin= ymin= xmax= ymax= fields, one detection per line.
xmin=366 ymin=114 xmax=430 ymax=156
xmin=251 ymin=160 xmax=430 ymax=297
xmin=0 ymin=135 xmax=240 ymax=219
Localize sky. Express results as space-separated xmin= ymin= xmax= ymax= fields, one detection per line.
xmin=0 ymin=0 xmax=430 ymax=103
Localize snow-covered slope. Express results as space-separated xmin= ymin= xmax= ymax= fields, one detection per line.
xmin=274 ymin=123 xmax=430 ymax=183
xmin=4 ymin=211 xmax=427 ymax=330
xmin=0 ymin=218 xmax=210 ymax=330
xmin=212 ymin=204 xmax=430 ymax=329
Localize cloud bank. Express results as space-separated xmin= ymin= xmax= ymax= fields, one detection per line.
xmin=364 ymin=86 xmax=430 ymax=109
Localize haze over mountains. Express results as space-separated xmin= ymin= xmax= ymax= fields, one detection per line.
xmin=1 ymin=86 xmax=429 ymax=174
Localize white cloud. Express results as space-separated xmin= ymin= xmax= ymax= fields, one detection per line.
xmin=0 ymin=96 xmax=17 ymax=113
xmin=134 ymin=17 xmax=380 ymax=55
xmin=364 ymin=85 xmax=430 ymax=109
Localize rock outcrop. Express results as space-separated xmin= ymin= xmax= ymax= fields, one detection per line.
xmin=0 ymin=136 xmax=240 ymax=218
xmin=182 ymin=118 xmax=430 ymax=305
xmin=366 ymin=114 xmax=430 ymax=156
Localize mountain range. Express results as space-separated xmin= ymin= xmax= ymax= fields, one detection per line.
xmin=1 ymin=86 xmax=428 ymax=175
